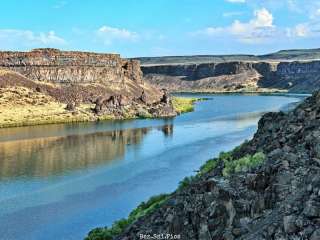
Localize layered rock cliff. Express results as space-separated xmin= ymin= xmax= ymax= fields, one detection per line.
xmin=89 ymin=89 xmax=320 ymax=240
xmin=0 ymin=49 xmax=176 ymax=127
xmin=142 ymin=60 xmax=320 ymax=93
xmin=0 ymin=48 xmax=142 ymax=84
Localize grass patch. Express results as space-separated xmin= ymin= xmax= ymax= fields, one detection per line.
xmin=86 ymin=194 xmax=169 ymax=240
xmin=172 ymin=97 xmax=198 ymax=114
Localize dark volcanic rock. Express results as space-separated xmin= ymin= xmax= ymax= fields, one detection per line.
xmin=113 ymin=91 xmax=320 ymax=240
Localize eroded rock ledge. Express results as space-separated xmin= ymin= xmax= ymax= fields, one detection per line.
xmin=0 ymin=49 xmax=177 ymax=127
xmin=0 ymin=48 xmax=142 ymax=84
xmin=105 ymin=91 xmax=320 ymax=240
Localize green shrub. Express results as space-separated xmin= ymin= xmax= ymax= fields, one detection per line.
xmin=85 ymin=194 xmax=169 ymax=240
xmin=128 ymin=194 xmax=169 ymax=221
xmin=199 ymin=158 xmax=218 ymax=175
xmin=178 ymin=176 xmax=197 ymax=190
xmin=222 ymin=152 xmax=265 ymax=177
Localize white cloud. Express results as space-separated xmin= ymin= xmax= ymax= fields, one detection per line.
xmin=223 ymin=11 xmax=244 ymax=17
xmin=293 ymin=24 xmax=310 ymax=37
xmin=0 ymin=29 xmax=66 ymax=48
xmin=96 ymin=25 xmax=138 ymax=45
xmin=286 ymin=21 xmax=320 ymax=38
xmin=310 ymin=8 xmax=320 ymax=19
xmin=192 ymin=8 xmax=276 ymax=43
xmin=226 ymin=0 xmax=246 ymax=3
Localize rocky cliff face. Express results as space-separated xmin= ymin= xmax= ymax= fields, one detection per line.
xmin=110 ymin=90 xmax=320 ymax=240
xmin=0 ymin=49 xmax=176 ymax=126
xmin=142 ymin=60 xmax=320 ymax=93
xmin=0 ymin=48 xmax=142 ymax=84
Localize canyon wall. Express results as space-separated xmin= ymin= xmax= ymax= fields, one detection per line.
xmin=0 ymin=49 xmax=177 ymax=122
xmin=142 ymin=60 xmax=320 ymax=93
xmin=0 ymin=48 xmax=142 ymax=84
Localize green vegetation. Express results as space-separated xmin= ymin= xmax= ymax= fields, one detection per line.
xmin=178 ymin=176 xmax=197 ymax=190
xmin=197 ymin=147 xmax=265 ymax=177
xmin=222 ymin=152 xmax=265 ymax=177
xmin=137 ymin=109 xmax=153 ymax=119
xmin=199 ymin=158 xmax=218 ymax=175
xmin=86 ymin=194 xmax=169 ymax=240
xmin=172 ymin=97 xmax=198 ymax=114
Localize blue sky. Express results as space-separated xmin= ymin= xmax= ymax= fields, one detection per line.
xmin=0 ymin=0 xmax=320 ymax=57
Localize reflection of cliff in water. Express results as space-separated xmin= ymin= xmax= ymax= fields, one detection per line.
xmin=0 ymin=128 xmax=150 ymax=179
xmin=159 ymin=124 xmax=174 ymax=137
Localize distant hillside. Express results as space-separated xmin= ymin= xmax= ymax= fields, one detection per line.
xmin=261 ymin=48 xmax=320 ymax=61
xmin=132 ymin=48 xmax=320 ymax=65
xmin=132 ymin=55 xmax=259 ymax=65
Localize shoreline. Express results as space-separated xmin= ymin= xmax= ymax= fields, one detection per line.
xmin=0 ymin=97 xmax=198 ymax=129
xmin=85 ymin=93 xmax=306 ymax=240
xmin=0 ymin=91 xmax=308 ymax=129
xmin=85 ymin=91 xmax=310 ymax=240
xmin=171 ymin=88 xmax=288 ymax=94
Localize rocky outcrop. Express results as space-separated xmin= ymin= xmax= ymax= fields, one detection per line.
xmin=112 ymin=91 xmax=320 ymax=239
xmin=0 ymin=48 xmax=142 ymax=84
xmin=142 ymin=62 xmax=258 ymax=80
xmin=142 ymin=60 xmax=320 ymax=93
xmin=0 ymin=49 xmax=177 ymax=125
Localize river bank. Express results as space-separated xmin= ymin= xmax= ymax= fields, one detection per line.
xmin=95 ymin=91 xmax=320 ymax=240
xmin=0 ymin=86 xmax=195 ymax=128
xmin=83 ymin=94 xmax=305 ymax=240
xmin=0 ymin=93 xmax=302 ymax=240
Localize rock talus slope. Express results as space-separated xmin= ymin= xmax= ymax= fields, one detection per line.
xmin=115 ymin=91 xmax=320 ymax=240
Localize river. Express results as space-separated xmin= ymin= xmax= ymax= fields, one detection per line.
xmin=0 ymin=93 xmax=305 ymax=240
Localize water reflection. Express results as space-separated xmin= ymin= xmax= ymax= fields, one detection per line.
xmin=159 ymin=124 xmax=174 ymax=137
xmin=0 ymin=127 xmax=151 ymax=179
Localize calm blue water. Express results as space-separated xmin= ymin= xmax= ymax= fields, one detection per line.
xmin=0 ymin=94 xmax=304 ymax=240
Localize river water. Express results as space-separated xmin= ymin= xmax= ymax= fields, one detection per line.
xmin=0 ymin=93 xmax=304 ymax=240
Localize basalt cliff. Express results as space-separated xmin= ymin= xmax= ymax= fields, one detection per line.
xmin=0 ymin=49 xmax=176 ymax=127
xmin=138 ymin=48 xmax=320 ymax=93
xmin=142 ymin=61 xmax=320 ymax=93
xmin=87 ymin=88 xmax=320 ymax=240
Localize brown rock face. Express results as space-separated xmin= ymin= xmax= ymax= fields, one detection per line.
xmin=0 ymin=49 xmax=176 ymax=121
xmin=0 ymin=48 xmax=142 ymax=84
xmin=142 ymin=60 xmax=320 ymax=93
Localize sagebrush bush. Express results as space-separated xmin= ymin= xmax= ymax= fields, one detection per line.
xmin=222 ymin=152 xmax=265 ymax=177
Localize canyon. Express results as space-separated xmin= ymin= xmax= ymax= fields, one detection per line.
xmin=138 ymin=49 xmax=320 ymax=93
xmin=0 ymin=49 xmax=176 ymax=128
xmin=88 ymin=86 xmax=320 ymax=240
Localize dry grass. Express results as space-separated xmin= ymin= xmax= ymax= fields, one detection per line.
xmin=0 ymin=87 xmax=98 ymax=128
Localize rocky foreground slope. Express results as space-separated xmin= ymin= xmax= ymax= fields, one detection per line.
xmin=0 ymin=49 xmax=176 ymax=127
xmin=88 ymin=91 xmax=320 ymax=239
